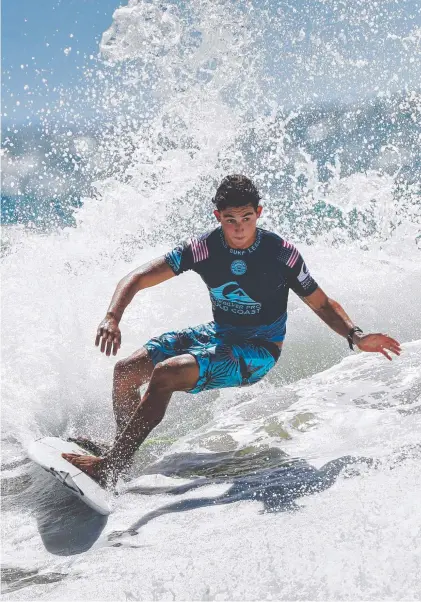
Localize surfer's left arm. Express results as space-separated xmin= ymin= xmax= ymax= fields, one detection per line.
xmin=301 ymin=287 xmax=401 ymax=360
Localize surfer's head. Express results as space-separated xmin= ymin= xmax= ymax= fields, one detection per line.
xmin=213 ymin=175 xmax=262 ymax=250
xmin=212 ymin=174 xmax=261 ymax=212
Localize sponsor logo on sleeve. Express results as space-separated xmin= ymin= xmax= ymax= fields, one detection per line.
xmin=297 ymin=262 xmax=313 ymax=289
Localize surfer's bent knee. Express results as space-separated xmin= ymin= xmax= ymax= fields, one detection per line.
xmin=149 ymin=361 xmax=178 ymax=392
xmin=149 ymin=356 xmax=198 ymax=393
xmin=114 ymin=359 xmax=126 ymax=376
xmin=113 ymin=348 xmax=151 ymax=378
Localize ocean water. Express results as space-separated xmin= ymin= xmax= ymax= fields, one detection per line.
xmin=1 ymin=0 xmax=421 ymax=600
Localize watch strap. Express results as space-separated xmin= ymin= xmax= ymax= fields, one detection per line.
xmin=347 ymin=326 xmax=363 ymax=350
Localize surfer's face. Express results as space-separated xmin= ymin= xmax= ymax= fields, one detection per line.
xmin=214 ymin=203 xmax=262 ymax=249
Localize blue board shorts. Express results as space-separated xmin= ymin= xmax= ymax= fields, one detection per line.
xmin=144 ymin=322 xmax=281 ymax=394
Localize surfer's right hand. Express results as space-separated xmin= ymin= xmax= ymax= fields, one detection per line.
xmin=95 ymin=314 xmax=122 ymax=356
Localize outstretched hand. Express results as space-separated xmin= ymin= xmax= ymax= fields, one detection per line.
xmin=356 ymin=333 xmax=401 ymax=360
xmin=95 ymin=314 xmax=121 ymax=356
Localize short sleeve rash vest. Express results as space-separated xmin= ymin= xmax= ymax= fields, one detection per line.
xmin=165 ymin=227 xmax=318 ymax=338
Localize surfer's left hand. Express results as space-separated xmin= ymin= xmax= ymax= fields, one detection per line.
xmin=355 ymin=333 xmax=401 ymax=360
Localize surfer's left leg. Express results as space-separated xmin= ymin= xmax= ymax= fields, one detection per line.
xmin=67 ymin=347 xmax=154 ymax=454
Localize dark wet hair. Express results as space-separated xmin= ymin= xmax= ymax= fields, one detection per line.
xmin=212 ymin=174 xmax=261 ymax=211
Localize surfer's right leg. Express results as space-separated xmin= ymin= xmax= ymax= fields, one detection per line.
xmin=69 ymin=347 xmax=154 ymax=454
xmin=112 ymin=347 xmax=155 ymax=434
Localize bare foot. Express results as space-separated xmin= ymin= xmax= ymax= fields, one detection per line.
xmin=62 ymin=453 xmax=116 ymax=488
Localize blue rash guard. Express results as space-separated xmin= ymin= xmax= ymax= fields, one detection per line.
xmin=165 ymin=226 xmax=318 ymax=343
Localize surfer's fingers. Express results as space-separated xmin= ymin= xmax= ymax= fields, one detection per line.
xmin=388 ymin=338 xmax=401 ymax=351
xmin=95 ymin=326 xmax=104 ymax=346
xmin=105 ymin=334 xmax=113 ymax=356
xmin=112 ymin=336 xmax=120 ymax=356
xmin=100 ymin=334 xmax=108 ymax=353
xmin=379 ymin=348 xmax=392 ymax=361
xmin=382 ymin=336 xmax=401 ymax=355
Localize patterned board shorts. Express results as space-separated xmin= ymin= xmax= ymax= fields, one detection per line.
xmin=144 ymin=322 xmax=281 ymax=394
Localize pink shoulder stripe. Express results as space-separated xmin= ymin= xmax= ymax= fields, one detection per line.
xmin=190 ymin=237 xmax=209 ymax=263
xmin=282 ymin=239 xmax=300 ymax=268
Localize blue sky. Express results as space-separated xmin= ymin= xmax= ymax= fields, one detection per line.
xmin=2 ymin=0 xmax=420 ymax=128
xmin=2 ymin=0 xmax=123 ymax=125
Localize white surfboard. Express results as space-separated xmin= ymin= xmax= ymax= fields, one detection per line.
xmin=28 ymin=437 xmax=111 ymax=515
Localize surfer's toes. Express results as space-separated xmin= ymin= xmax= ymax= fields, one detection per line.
xmin=62 ymin=452 xmax=84 ymax=465
xmin=62 ymin=453 xmax=117 ymax=489
xmin=62 ymin=452 xmax=101 ymax=466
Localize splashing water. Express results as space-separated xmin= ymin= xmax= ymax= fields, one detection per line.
xmin=1 ymin=0 xmax=421 ymax=599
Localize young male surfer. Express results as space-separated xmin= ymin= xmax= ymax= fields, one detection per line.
xmin=63 ymin=175 xmax=401 ymax=485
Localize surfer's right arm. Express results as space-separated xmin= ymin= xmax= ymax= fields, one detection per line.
xmin=95 ymin=257 xmax=175 ymax=356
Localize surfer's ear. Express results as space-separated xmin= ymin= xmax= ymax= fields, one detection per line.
xmin=214 ymin=210 xmax=221 ymax=222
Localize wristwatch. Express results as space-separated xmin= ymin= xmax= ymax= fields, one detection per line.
xmin=347 ymin=326 xmax=363 ymax=350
